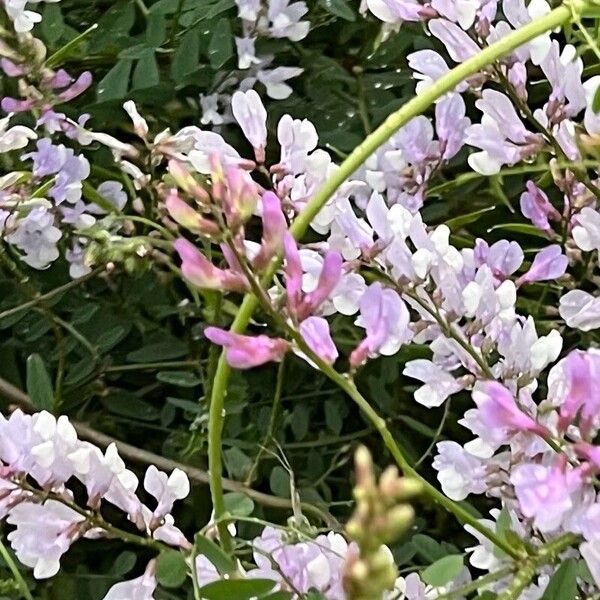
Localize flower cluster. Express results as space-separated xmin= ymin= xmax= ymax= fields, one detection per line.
xmin=0 ymin=409 xmax=190 ymax=596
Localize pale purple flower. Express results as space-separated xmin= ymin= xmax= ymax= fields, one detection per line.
xmin=5 ymin=207 xmax=62 ymax=270
xmin=257 ymin=67 xmax=303 ymax=99
xmin=277 ymin=114 xmax=318 ymax=173
xmin=200 ymin=94 xmax=224 ymax=126
xmin=402 ymin=359 xmax=462 ymax=407
xmin=581 ymin=542 xmax=600 ymax=588
xmin=476 ymin=239 xmax=524 ymax=279
xmin=559 ymin=290 xmax=600 ymax=331
xmin=7 ymin=500 xmax=86 ymax=578
xmin=267 ymin=0 xmax=310 ymax=41
xmin=350 ymin=282 xmax=412 ymax=366
xmin=431 ymin=0 xmax=479 ymax=28
xmin=56 ymin=71 xmax=93 ymax=103
xmin=519 ymin=181 xmax=560 ymax=232
xmin=123 ymin=101 xmax=149 ymax=138
xmin=365 ymin=0 xmax=424 ymax=23
xmin=502 ymin=0 xmax=552 ymax=65
xmin=572 ymin=207 xmax=600 ymax=252
xmin=235 ymin=0 xmax=260 ymax=20
xmin=435 ymin=93 xmax=470 ymax=160
xmin=235 ymin=36 xmax=261 ymax=70
xmin=143 ymin=466 xmax=190 ymax=527
xmin=516 ymin=245 xmax=567 ymax=285
xmin=408 ymin=49 xmax=467 ymax=95
xmin=466 ymin=89 xmax=542 ymax=175
xmin=432 ymin=441 xmax=487 ymax=501
xmin=231 ymin=89 xmax=268 ymax=162
xmin=428 ymin=19 xmax=480 ymax=63
xmin=299 ymin=316 xmax=338 ymax=364
xmin=253 ymin=191 xmax=287 ymax=267
xmin=103 ymin=561 xmax=157 ymax=600
xmin=511 ymin=461 xmax=584 ymax=533
xmin=187 ymin=131 xmax=244 ymax=174
xmin=50 ymin=152 xmax=90 ymax=204
xmin=584 ymin=76 xmax=600 ymax=134
xmin=205 ymin=327 xmax=290 ymax=369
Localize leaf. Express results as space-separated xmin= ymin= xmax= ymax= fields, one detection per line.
xmin=223 ymin=446 xmax=252 ymax=480
xmin=208 ymin=18 xmax=233 ymax=69
xmin=26 ymin=354 xmax=54 ymax=411
xmin=421 ymin=555 xmax=464 ymax=587
xmin=171 ymin=28 xmax=200 ymax=83
xmin=411 ymin=534 xmax=447 ymax=563
xmin=101 ymin=392 xmax=161 ymax=421
xmin=487 ymin=223 xmax=549 ymax=239
xmin=146 ymin=12 xmax=167 ymax=46
xmin=194 ymin=534 xmax=236 ymax=575
xmin=291 ymin=403 xmax=309 ymax=440
xmin=445 ymin=205 xmax=497 ymax=231
xmin=197 ymin=579 xmax=277 ymax=600
xmin=166 ymin=397 xmax=204 ymax=414
xmin=223 ymin=492 xmax=255 ymax=517
xmin=318 ymin=0 xmax=355 ymax=20
xmin=156 ymin=550 xmax=188 ymax=588
xmin=126 ymin=340 xmax=188 ymax=362
xmin=40 ymin=4 xmax=65 ymax=43
xmin=133 ymin=51 xmax=160 ymax=89
xmin=270 ymin=466 xmax=291 ymax=498
xmin=97 ymin=60 xmax=132 ymax=102
xmin=541 ymin=558 xmax=578 ymax=600
xmin=593 ymin=85 xmax=600 ymax=114
xmin=156 ymin=371 xmax=201 ymax=387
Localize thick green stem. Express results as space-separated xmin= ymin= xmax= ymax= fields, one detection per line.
xmin=206 ymin=2 xmax=580 ymax=552
xmin=0 ymin=538 xmax=33 ymax=600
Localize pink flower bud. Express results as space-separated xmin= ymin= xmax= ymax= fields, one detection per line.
xmin=253 ymin=191 xmax=287 ymax=268
xmin=174 ymin=238 xmax=248 ymax=292
xmin=205 ymin=327 xmax=290 ymax=369
xmin=168 ymin=160 xmax=209 ymax=203
xmin=165 ymin=190 xmax=219 ymax=236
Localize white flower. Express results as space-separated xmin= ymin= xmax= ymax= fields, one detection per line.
xmin=432 ymin=441 xmax=487 ymax=501
xmin=559 ymin=290 xmax=600 ymax=331
xmin=231 ymin=89 xmax=268 ymax=160
xmin=572 ymin=207 xmax=600 ymax=252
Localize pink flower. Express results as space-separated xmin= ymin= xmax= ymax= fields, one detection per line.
xmin=511 ymin=461 xmax=584 ymax=533
xmin=253 ymin=191 xmax=287 ymax=268
xmin=284 ymin=233 xmax=342 ymax=321
xmin=205 ymin=327 xmax=290 ymax=369
xmin=174 ymin=238 xmax=248 ymax=292
xmin=472 ymin=381 xmax=548 ymax=440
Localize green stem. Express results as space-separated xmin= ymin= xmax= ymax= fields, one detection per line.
xmin=206 ymin=2 xmax=580 ymax=552
xmin=0 ymin=538 xmax=33 ymax=600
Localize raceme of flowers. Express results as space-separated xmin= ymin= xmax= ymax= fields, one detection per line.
xmin=5 ymin=0 xmax=600 ymax=598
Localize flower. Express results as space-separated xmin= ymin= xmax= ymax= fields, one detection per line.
xmin=231 ymin=89 xmax=268 ymax=162
xmin=204 ymin=327 xmax=290 ymax=368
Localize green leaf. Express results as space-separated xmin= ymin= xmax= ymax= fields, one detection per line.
xmin=223 ymin=492 xmax=255 ymax=517
xmin=40 ymin=4 xmax=65 ymax=43
xmin=97 ymin=60 xmax=132 ymax=102
xmin=445 ymin=206 xmax=497 ymax=231
xmin=487 ymin=223 xmax=549 ymax=239
xmin=166 ymin=397 xmax=204 ymax=414
xmin=171 ymin=28 xmax=200 ymax=83
xmin=541 ymin=558 xmax=578 ymax=600
xmin=421 ymin=555 xmax=464 ymax=587
xmin=156 ymin=550 xmax=188 ymax=589
xmin=270 ymin=466 xmax=291 ymax=498
xmin=101 ymin=392 xmax=161 ymax=421
xmin=197 ymin=579 xmax=277 ymax=600
xmin=261 ymin=593 xmax=294 ymax=600
xmin=126 ymin=340 xmax=188 ymax=362
xmin=223 ymin=447 xmax=252 ymax=480
xmin=208 ymin=18 xmax=233 ymax=69
xmin=26 ymin=354 xmax=54 ymax=411
xmin=411 ymin=534 xmax=447 ymax=563
xmin=318 ymin=0 xmax=355 ymax=20
xmin=146 ymin=12 xmax=167 ymax=46
xmin=593 ymin=85 xmax=600 ymax=114
xmin=194 ymin=534 xmax=236 ymax=575
xmin=156 ymin=371 xmax=201 ymax=387
xmin=133 ymin=51 xmax=160 ymax=89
